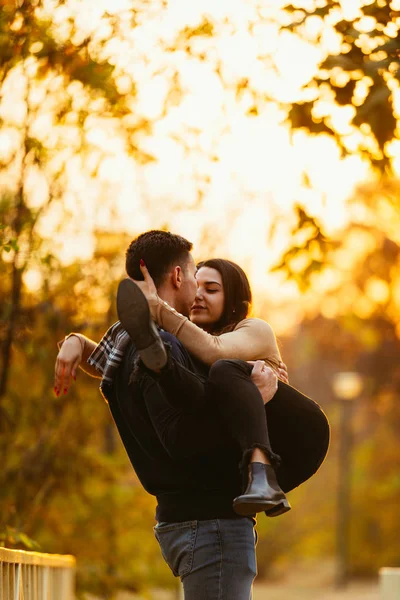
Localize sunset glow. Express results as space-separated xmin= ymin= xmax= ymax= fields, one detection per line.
xmin=1 ymin=0 xmax=398 ymax=330
xmin=2 ymin=3 xmax=400 ymax=594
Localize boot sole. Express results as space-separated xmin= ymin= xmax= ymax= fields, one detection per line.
xmin=233 ymin=497 xmax=291 ymax=517
xmin=117 ymin=279 xmax=167 ymax=371
xmin=265 ymin=499 xmax=291 ymax=518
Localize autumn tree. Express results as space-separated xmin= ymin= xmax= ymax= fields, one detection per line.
xmin=259 ymin=2 xmax=400 ymax=562
xmin=282 ymin=0 xmax=400 ymax=172
xmin=0 ymin=2 xmax=167 ymax=596
xmin=0 ymin=0 xmax=154 ymax=404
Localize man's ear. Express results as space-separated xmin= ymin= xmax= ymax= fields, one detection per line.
xmin=171 ymin=266 xmax=183 ymax=289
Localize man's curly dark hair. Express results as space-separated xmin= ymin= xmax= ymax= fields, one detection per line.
xmin=125 ymin=230 xmax=193 ymax=288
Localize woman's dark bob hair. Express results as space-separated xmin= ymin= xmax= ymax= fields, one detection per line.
xmin=196 ymin=258 xmax=252 ymax=333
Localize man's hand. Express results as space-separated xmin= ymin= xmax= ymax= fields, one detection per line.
xmin=54 ymin=336 xmax=83 ymax=396
xmin=248 ymin=360 xmax=278 ymax=405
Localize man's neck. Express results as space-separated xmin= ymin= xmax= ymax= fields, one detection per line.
xmin=157 ymin=284 xmax=179 ymax=312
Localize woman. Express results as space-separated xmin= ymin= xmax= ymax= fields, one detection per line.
xmin=117 ymin=257 xmax=330 ymax=517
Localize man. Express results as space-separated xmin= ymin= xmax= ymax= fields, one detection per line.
xmin=55 ymin=230 xmax=285 ymax=599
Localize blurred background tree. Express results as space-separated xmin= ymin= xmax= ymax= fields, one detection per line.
xmin=257 ymin=177 xmax=400 ymax=578
xmin=275 ymin=0 xmax=400 ymax=289
xmin=283 ymin=0 xmax=400 ymax=172
xmin=0 ymin=1 xmax=168 ymax=597
xmin=264 ymin=0 xmax=400 ymax=556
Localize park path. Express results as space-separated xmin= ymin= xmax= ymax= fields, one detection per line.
xmin=116 ymin=576 xmax=380 ymax=599
xmin=253 ymin=580 xmax=379 ymax=600
xmin=126 ymin=579 xmax=380 ymax=600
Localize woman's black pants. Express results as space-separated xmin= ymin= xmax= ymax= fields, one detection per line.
xmin=139 ymin=334 xmax=330 ymax=494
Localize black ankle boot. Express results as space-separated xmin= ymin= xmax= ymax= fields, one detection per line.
xmin=232 ymin=462 xmax=291 ymax=517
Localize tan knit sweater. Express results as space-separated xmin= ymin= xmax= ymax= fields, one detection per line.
xmin=153 ymin=298 xmax=281 ymax=369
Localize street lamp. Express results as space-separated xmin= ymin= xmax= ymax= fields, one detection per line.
xmin=332 ymin=371 xmax=363 ymax=589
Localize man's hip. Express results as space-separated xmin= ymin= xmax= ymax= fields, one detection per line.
xmin=154 ymin=517 xmax=257 ymax=600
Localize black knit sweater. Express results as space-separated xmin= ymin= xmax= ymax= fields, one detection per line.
xmin=103 ymin=342 xmax=244 ymax=523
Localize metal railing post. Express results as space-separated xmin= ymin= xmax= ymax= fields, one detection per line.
xmin=14 ymin=563 xmax=21 ymax=600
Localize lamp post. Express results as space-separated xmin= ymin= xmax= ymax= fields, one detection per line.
xmin=332 ymin=371 xmax=363 ymax=589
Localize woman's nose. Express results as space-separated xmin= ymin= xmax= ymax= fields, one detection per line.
xmin=195 ymin=288 xmax=203 ymax=301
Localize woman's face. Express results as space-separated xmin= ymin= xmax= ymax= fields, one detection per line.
xmin=190 ymin=266 xmax=225 ymax=330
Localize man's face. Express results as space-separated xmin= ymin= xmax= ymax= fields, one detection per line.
xmin=177 ymin=253 xmax=198 ymax=317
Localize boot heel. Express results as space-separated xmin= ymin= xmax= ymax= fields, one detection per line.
xmin=265 ymin=498 xmax=291 ymax=518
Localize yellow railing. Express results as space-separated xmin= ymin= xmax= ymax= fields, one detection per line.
xmin=0 ymin=547 xmax=76 ymax=600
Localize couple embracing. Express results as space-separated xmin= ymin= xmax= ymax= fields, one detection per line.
xmin=55 ymin=229 xmax=330 ymax=600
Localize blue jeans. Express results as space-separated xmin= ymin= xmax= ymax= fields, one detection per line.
xmin=154 ymin=518 xmax=257 ymax=600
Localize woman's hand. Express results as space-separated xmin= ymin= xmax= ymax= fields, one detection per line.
xmin=277 ymin=361 xmax=289 ymax=384
xmin=54 ymin=336 xmax=83 ymax=396
xmin=130 ymin=260 xmax=159 ymax=314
